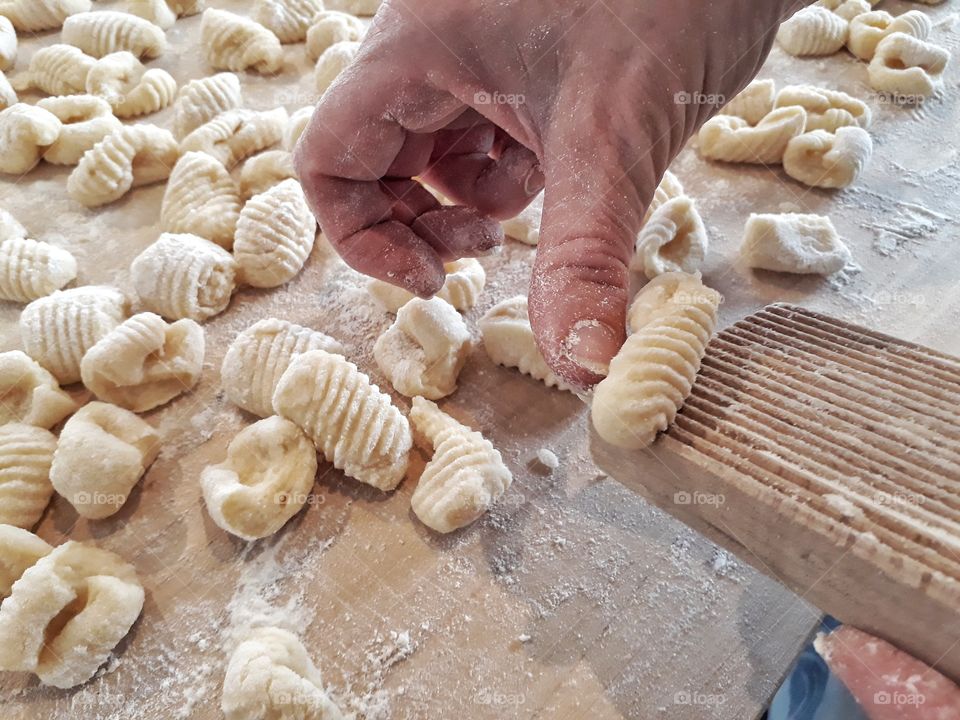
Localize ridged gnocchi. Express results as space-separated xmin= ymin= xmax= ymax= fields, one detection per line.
xmin=368 ymin=257 xmax=486 ymax=313
xmin=306 ymin=11 xmax=365 ymax=61
xmin=283 ymin=106 xmax=313 ymax=150
xmin=698 ymin=106 xmax=806 ymax=165
xmin=200 ymin=8 xmax=283 ymax=74
xmin=848 ymin=10 xmax=932 ymax=61
xmin=80 ymin=312 xmax=205 ymax=412
xmin=501 ymin=191 xmax=543 ymax=245
xmin=719 ymin=79 xmax=776 ymax=126
xmin=0 ymin=103 xmax=62 ymax=175
xmin=35 ymin=95 xmax=122 ymax=165
xmin=234 ymin=178 xmax=316 ymax=288
xmin=50 ymin=402 xmax=160 ymax=519
xmin=409 ymin=398 xmax=512 ymax=533
xmin=86 ymin=51 xmax=177 ymax=118
xmin=0 ymin=0 xmax=90 ymax=32
xmin=0 ymin=524 xmax=51 ymax=599
xmin=0 ymin=424 xmax=57 ymax=529
xmin=131 ymin=232 xmax=237 ymax=322
xmin=125 ymin=0 xmax=177 ymax=30
xmin=374 ymin=297 xmax=472 ymax=400
xmin=0 ymin=350 xmax=78 ymax=429
xmin=325 ymin=0 xmax=381 ymax=15
xmin=783 ymin=126 xmax=873 ymax=189
xmin=161 ymin=151 xmax=241 ymax=249
xmin=273 ymin=350 xmax=412 ymax=491
xmin=221 ymin=318 xmax=345 ymax=418
xmin=868 ymin=33 xmax=950 ymax=99
xmin=179 ymin=107 xmax=288 ymax=169
xmin=0 ymin=236 xmax=77 ymax=302
xmin=315 ymin=40 xmax=359 ymax=94
xmin=254 ymin=0 xmax=325 ymax=43
xmin=173 ymin=72 xmax=243 ymax=139
xmin=61 ymin=10 xmax=167 ymax=59
xmin=632 ymin=196 xmax=708 ymax=279
xmin=777 ymin=5 xmax=848 ymax=57
xmin=0 ymin=15 xmax=16 ymax=71
xmin=774 ymin=85 xmax=872 ymax=132
xmin=201 ymin=416 xmax=318 ymax=541
xmin=19 ymin=43 xmax=96 ymax=96
xmin=0 ymin=70 xmax=15 ymax=111
xmin=239 ymin=149 xmax=296 ymax=199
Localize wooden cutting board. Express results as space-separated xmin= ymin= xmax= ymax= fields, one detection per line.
xmin=594 ymin=303 xmax=960 ymax=681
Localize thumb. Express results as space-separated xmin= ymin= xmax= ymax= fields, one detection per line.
xmin=528 ymin=151 xmax=657 ymax=388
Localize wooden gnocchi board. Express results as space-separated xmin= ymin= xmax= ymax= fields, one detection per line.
xmin=2 ymin=1 xmax=960 ymax=718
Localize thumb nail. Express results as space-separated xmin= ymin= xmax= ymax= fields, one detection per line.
xmin=563 ymin=320 xmax=620 ymax=378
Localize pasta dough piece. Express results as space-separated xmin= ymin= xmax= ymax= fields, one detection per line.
xmin=0 ymin=236 xmax=78 ymax=302
xmin=478 ymin=296 xmax=573 ymax=392
xmin=35 ymin=95 xmax=122 ymax=165
xmin=718 ymin=79 xmax=776 ymax=126
xmin=816 ymin=0 xmax=871 ymax=22
xmin=50 ymin=401 xmax=159 ymax=519
xmin=592 ymin=272 xmax=721 ymax=449
xmin=774 ymin=85 xmax=872 ymax=132
xmin=67 ymin=124 xmax=179 ymax=208
xmin=234 ymin=178 xmax=316 ymax=287
xmin=273 ymin=350 xmax=412 ymax=491
xmin=86 ymin=51 xmax=177 ymax=118
xmin=131 ymin=232 xmax=237 ymax=322
xmin=168 ymin=0 xmax=204 ymax=15
xmin=0 ymin=424 xmax=57 ymax=529
xmin=315 ymin=40 xmax=359 ymax=94
xmin=161 ymin=151 xmax=241 ymax=249
xmin=80 ymin=312 xmax=204 ymax=412
xmin=254 ymin=0 xmax=325 ymax=43
xmin=0 ymin=206 xmax=25 ymax=241
xmin=0 ymin=70 xmax=15 ymax=111
xmin=0 ymin=524 xmax=51 ymax=599
xmin=501 ymin=191 xmax=543 ymax=245
xmin=202 ymin=417 xmax=317 ymax=541
xmin=368 ymin=257 xmax=486 ymax=313
xmin=848 ymin=10 xmax=932 ymax=60
xmin=61 ymin=10 xmax=167 ymax=59
xmin=0 ymin=104 xmax=62 ymax=175
xmin=222 ymin=627 xmax=345 ymax=720
xmin=239 ymin=150 xmax=296 ymax=199
xmin=631 ymin=196 xmax=708 ymax=279
xmin=776 ymin=6 xmax=848 ymax=56
xmin=124 ymin=0 xmax=177 ymax=30
xmin=697 ymin=106 xmax=806 ymax=165
xmin=325 ymin=0 xmax=381 ymax=16
xmin=0 ymin=536 xmax=144 ymax=688
xmin=200 ymin=8 xmax=283 ymax=74
xmin=0 ymin=15 xmax=15 ymax=71
xmin=221 ymin=318 xmax=344 ymax=418
xmin=283 ymin=106 xmax=313 ymax=150
xmin=18 ymin=44 xmax=96 ymax=96
xmin=868 ymin=33 xmax=950 ymax=99
xmin=741 ymin=213 xmax=851 ymax=275
xmin=409 ymin=397 xmax=511 ymax=533
xmin=180 ymin=107 xmax=288 ymax=169
xmin=306 ymin=11 xmax=365 ymax=61
xmin=783 ymin=127 xmax=873 ymax=189
xmin=20 ymin=286 xmax=128 ymax=384
xmin=0 ymin=0 xmax=90 ymax=32
xmin=0 ymin=351 xmax=78 ymax=429
xmin=173 ymin=72 xmax=242 ymax=139
xmin=374 ymin=297 xmax=472 ymax=400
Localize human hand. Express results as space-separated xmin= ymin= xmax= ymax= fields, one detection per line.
xmin=816 ymin=626 xmax=960 ymax=719
xmin=295 ymin=0 xmax=809 ymax=386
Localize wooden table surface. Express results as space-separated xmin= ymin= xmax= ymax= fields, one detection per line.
xmin=2 ymin=1 xmax=959 ymax=718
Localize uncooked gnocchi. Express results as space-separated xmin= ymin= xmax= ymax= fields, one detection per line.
xmin=0 ymin=236 xmax=77 ymax=302
xmin=0 ymin=0 xmax=90 ymax=32
xmin=222 ymin=627 xmax=345 ymax=720
xmin=592 ymin=272 xmax=721 ymax=449
xmin=179 ymin=107 xmax=288 ymax=169
xmin=0 ymin=15 xmax=15 ymax=71
xmin=201 ymin=416 xmax=318 ymax=541
xmin=61 ymin=10 xmax=167 ymax=59
xmin=315 ymin=40 xmax=360 ymax=94
xmin=254 ymin=0 xmax=325 ymax=43
xmin=239 ymin=150 xmax=296 ymax=199
xmin=67 ymin=123 xmax=179 ymax=207
xmin=0 ymin=423 xmax=57 ymax=529
xmin=368 ymin=257 xmax=486 ymax=313
xmin=774 ymin=85 xmax=872 ymax=132
xmin=719 ymin=79 xmax=776 ymax=126
xmin=234 ymin=178 xmax=316 ymax=288
xmin=478 ymin=296 xmax=573 ymax=392
xmin=374 ymin=297 xmax=472 ymax=400
xmin=86 ymin=51 xmax=177 ymax=118
xmin=698 ymin=106 xmax=806 ymax=165
xmin=325 ymin=0 xmax=381 ymax=15
xmin=50 ymin=401 xmax=159 ymax=519
xmin=80 ymin=312 xmax=205 ymax=412
xmin=0 ymin=71 xmax=15 ymax=111
xmin=848 ymin=10 xmax=932 ymax=61
xmin=501 ymin=191 xmax=543 ymax=245
xmin=173 ymin=72 xmax=243 ymax=139
xmin=273 ymin=350 xmax=412 ymax=491
xmin=632 ymin=196 xmax=708 ymax=279
xmin=816 ymin=0 xmax=871 ymax=23
xmin=0 ymin=533 xmax=144 ymax=688
xmin=221 ymin=318 xmax=345 ymax=418
xmin=777 ymin=5 xmax=848 ymax=56
xmin=284 ymin=106 xmax=313 ymax=150
xmin=130 ymin=232 xmax=237 ymax=322
xmin=741 ymin=213 xmax=851 ymax=275
xmin=0 ymin=206 xmax=25 ymax=241
xmin=0 ymin=350 xmax=78 ymax=429
xmin=783 ymin=126 xmax=873 ymax=189
xmin=0 ymin=103 xmax=61 ymax=175
xmin=125 ymin=0 xmax=177 ymax=30
xmin=0 ymin=524 xmax=51 ymax=599
xmin=161 ymin=151 xmax=242 ymax=249
xmin=868 ymin=33 xmax=950 ymax=99
xmin=644 ymin=170 xmax=685 ymax=223
xmin=19 ymin=43 xmax=96 ymax=96
xmin=306 ymin=11 xmax=365 ymax=61
xmin=200 ymin=8 xmax=283 ymax=74
xmin=35 ymin=95 xmax=122 ymax=165
xmin=19 ymin=285 xmax=128 ymax=384
xmin=409 ymin=397 xmax=512 ymax=533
